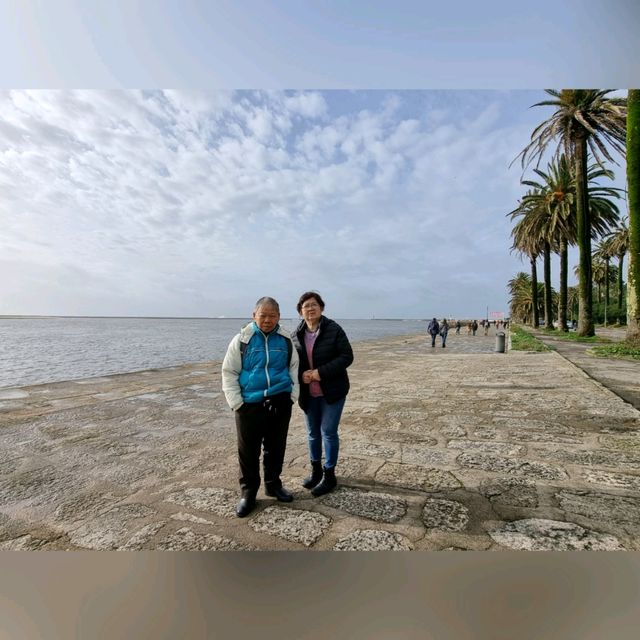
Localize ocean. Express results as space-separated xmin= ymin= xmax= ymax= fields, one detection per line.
xmin=0 ymin=317 xmax=426 ymax=389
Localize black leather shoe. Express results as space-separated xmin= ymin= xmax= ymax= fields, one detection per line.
xmin=236 ymin=496 xmax=256 ymax=518
xmin=265 ymin=486 xmax=294 ymax=502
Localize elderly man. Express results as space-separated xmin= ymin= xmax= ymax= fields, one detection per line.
xmin=222 ymin=297 xmax=300 ymax=518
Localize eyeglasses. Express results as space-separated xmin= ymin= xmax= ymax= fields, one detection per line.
xmin=301 ymin=303 xmax=320 ymax=310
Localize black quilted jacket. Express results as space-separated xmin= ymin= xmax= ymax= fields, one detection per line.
xmin=292 ymin=316 xmax=354 ymax=411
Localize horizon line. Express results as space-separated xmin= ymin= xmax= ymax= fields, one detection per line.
xmin=0 ymin=314 xmax=441 ymax=321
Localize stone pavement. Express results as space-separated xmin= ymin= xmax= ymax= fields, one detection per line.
xmin=529 ymin=326 xmax=640 ymax=411
xmin=1 ymin=329 xmax=639 ymax=551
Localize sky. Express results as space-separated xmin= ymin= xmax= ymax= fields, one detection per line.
xmin=0 ymin=1 xmax=637 ymax=320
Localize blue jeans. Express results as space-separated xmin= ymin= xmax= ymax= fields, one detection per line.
xmin=303 ymin=396 xmax=346 ymax=470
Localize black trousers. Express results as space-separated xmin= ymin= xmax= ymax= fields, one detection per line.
xmin=235 ymin=393 xmax=292 ymax=495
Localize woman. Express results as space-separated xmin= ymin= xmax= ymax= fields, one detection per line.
xmin=292 ymin=291 xmax=354 ymax=496
xmin=439 ymin=318 xmax=449 ymax=348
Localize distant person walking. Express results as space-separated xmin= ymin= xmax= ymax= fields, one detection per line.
xmin=472 ymin=320 xmax=478 ymax=336
xmin=293 ymin=291 xmax=354 ymax=497
xmin=427 ymin=317 xmax=440 ymax=347
xmin=484 ymin=321 xmax=490 ymax=336
xmin=440 ymin=319 xmax=449 ymax=348
xmin=455 ymin=320 xmax=461 ymax=334
xmin=222 ymin=296 xmax=299 ymax=518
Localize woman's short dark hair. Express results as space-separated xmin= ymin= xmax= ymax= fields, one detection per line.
xmin=296 ymin=291 xmax=325 ymax=314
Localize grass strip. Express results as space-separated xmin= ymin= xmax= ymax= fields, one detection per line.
xmin=510 ymin=325 xmax=550 ymax=352
xmin=588 ymin=344 xmax=640 ymax=361
xmin=539 ymin=329 xmax=612 ymax=343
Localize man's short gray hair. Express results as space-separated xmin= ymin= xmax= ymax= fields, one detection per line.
xmin=254 ymin=296 xmax=280 ymax=312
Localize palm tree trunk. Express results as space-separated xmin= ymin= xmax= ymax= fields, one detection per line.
xmin=559 ymin=238 xmax=568 ymax=331
xmin=530 ymin=255 xmax=539 ymax=328
xmin=604 ymin=258 xmax=610 ymax=326
xmin=575 ymin=136 xmax=595 ymax=336
xmin=618 ymin=252 xmax=625 ymax=324
xmin=543 ymin=241 xmax=554 ymax=329
xmin=627 ymin=89 xmax=640 ymax=342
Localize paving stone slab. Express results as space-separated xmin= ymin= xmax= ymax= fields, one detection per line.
xmin=321 ymin=487 xmax=407 ymax=523
xmin=164 ymin=487 xmax=237 ymax=518
xmin=249 ymin=506 xmax=331 ymax=547
xmin=487 ymin=518 xmax=625 ymax=551
xmin=440 ymin=425 xmax=467 ymax=438
xmin=580 ymin=470 xmax=640 ymax=492
xmin=446 ymin=439 xmax=526 ymax=457
xmin=68 ymin=503 xmax=156 ymax=550
xmin=457 ymin=452 xmax=568 ymax=480
xmin=400 ymin=445 xmax=452 ymax=467
xmin=0 ymin=466 xmax=70 ymax=506
xmin=333 ymin=529 xmax=414 ymax=550
xmin=171 ymin=512 xmax=217 ymax=525
xmin=534 ymin=448 xmax=640 ymax=471
xmin=598 ymin=434 xmax=640 ymax=452
xmin=53 ymin=493 xmax=123 ymax=524
xmin=555 ymin=490 xmax=640 ymax=527
xmin=477 ymin=421 xmax=583 ymax=444
xmin=0 ymin=534 xmax=50 ymax=550
xmin=422 ymin=498 xmax=470 ymax=532
xmin=378 ymin=431 xmax=438 ymax=445
xmin=333 ymin=456 xmax=377 ymax=480
xmin=344 ymin=441 xmax=399 ymax=459
xmin=155 ymin=527 xmax=250 ymax=550
xmin=436 ymin=415 xmax=474 ymax=431
xmin=375 ymin=462 xmax=461 ymax=492
xmin=121 ymin=523 xmax=167 ymax=550
xmin=479 ymin=477 xmax=539 ymax=508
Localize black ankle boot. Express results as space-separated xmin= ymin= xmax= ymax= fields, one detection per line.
xmin=236 ymin=491 xmax=257 ymax=518
xmin=302 ymin=461 xmax=323 ymax=489
xmin=311 ymin=466 xmax=337 ymax=497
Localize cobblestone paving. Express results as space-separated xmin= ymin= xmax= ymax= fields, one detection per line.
xmin=1 ymin=330 xmax=639 ymax=551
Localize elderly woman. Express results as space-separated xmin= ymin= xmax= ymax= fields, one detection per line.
xmin=292 ymin=292 xmax=353 ymax=496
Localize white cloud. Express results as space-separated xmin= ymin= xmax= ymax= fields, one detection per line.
xmin=1 ymin=89 xmax=623 ymax=319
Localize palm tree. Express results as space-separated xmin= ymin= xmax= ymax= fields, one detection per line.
xmin=509 ymin=193 xmax=554 ymax=328
xmin=509 ymin=195 xmax=543 ymax=327
xmin=591 ymin=256 xmax=608 ymax=304
xmin=518 ymin=157 xmax=573 ymax=330
xmin=567 ymin=285 xmax=579 ymax=326
xmin=627 ymin=90 xmax=640 ymax=343
xmin=516 ymin=90 xmax=627 ymax=336
xmin=508 ymin=272 xmax=546 ymax=325
xmin=508 ymin=272 xmax=532 ymax=323
xmin=593 ymin=238 xmax=615 ymax=305
xmin=517 ymin=155 xmax=621 ymax=331
xmin=607 ymin=217 xmax=629 ymax=323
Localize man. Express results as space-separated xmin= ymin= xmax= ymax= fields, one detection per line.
xmin=222 ymin=297 xmax=299 ymax=518
xmin=427 ymin=317 xmax=440 ymax=347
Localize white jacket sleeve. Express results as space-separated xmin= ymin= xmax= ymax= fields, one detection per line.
xmin=288 ymin=341 xmax=300 ymax=404
xmin=221 ymin=335 xmax=244 ymax=411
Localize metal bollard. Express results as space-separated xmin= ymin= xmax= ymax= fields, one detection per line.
xmin=495 ymin=331 xmax=506 ymax=353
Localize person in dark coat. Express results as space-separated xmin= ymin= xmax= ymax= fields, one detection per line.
xmin=292 ymin=291 xmax=354 ymax=496
xmin=427 ymin=317 xmax=440 ymax=347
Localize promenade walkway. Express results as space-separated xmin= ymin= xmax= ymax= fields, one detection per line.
xmin=529 ymin=326 xmax=640 ymax=410
xmin=1 ymin=328 xmax=639 ymax=551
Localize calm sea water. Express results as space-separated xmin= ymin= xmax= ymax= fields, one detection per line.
xmin=0 ymin=317 xmax=426 ymax=389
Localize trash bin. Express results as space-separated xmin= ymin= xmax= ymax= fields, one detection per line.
xmin=495 ymin=331 xmax=506 ymax=353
